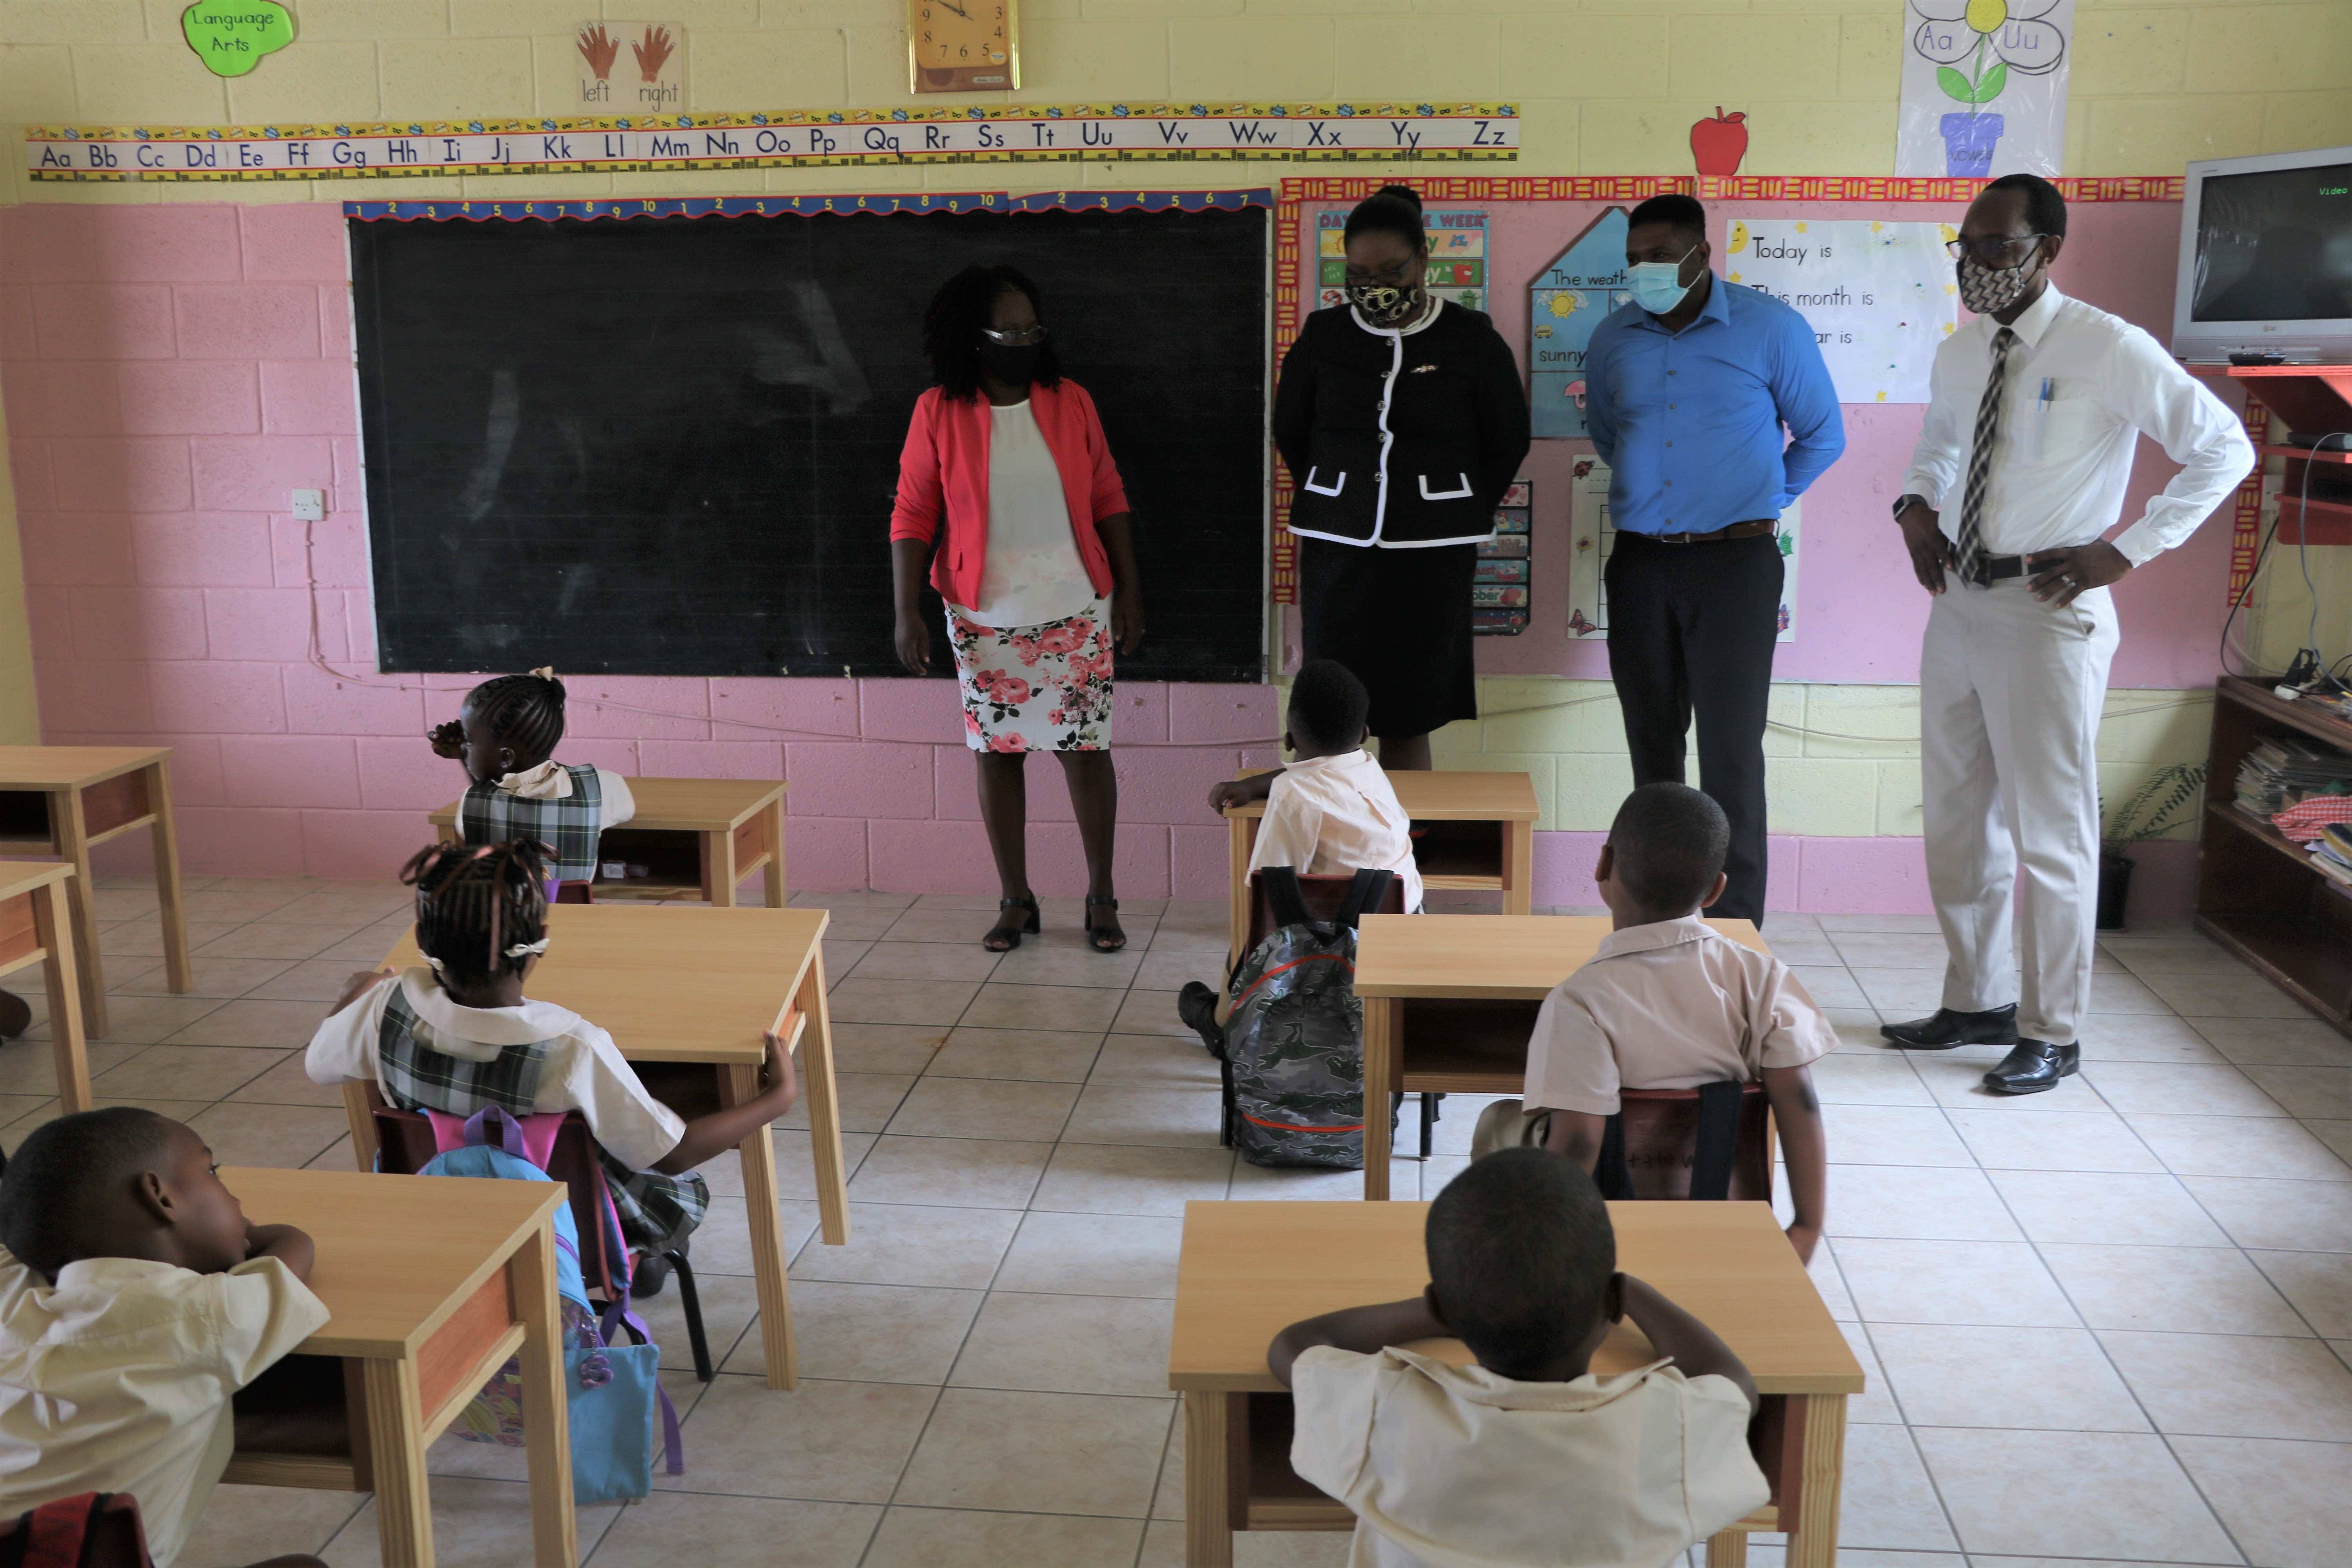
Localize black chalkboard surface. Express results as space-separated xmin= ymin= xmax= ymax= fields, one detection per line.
xmin=350 ymin=203 xmax=1268 ymax=681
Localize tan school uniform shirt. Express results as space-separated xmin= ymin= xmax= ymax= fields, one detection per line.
xmin=1524 ymin=915 xmax=1835 ymax=1117
xmin=1290 ymin=1344 xmax=1770 ymax=1568
xmin=0 ymin=1249 xmax=330 ymax=1568
xmin=1247 ymin=750 xmax=1425 ymax=912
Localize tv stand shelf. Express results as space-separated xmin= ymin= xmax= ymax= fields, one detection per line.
xmin=2222 ymin=367 xmax=2352 ymax=544
xmin=2194 ymin=675 xmax=2352 ymax=1037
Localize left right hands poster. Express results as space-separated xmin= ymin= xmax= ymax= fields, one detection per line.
xmin=1896 ymin=0 xmax=2074 ymax=178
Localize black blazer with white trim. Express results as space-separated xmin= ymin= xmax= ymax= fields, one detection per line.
xmin=1272 ymin=300 xmax=1532 ymax=548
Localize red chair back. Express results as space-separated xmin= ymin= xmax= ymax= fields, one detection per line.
xmin=0 ymin=1494 xmax=151 ymax=1568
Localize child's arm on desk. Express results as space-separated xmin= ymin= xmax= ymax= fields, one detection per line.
xmin=244 ymin=1223 xmax=316 ymax=1284
xmin=1267 ymin=1297 xmax=1448 ymax=1388
xmin=1620 ymin=1275 xmax=1757 ymax=1412
xmin=1762 ymin=1064 xmax=1826 ymax=1264
xmin=650 ymin=1031 xmax=798 ymax=1174
xmin=1207 ymin=772 xmax=1279 ymax=813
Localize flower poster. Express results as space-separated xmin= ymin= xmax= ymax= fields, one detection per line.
xmin=1896 ymin=0 xmax=2073 ymax=178
xmin=1724 ymin=218 xmax=1958 ymax=404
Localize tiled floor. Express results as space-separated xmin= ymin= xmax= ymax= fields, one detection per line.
xmin=12 ymin=879 xmax=2352 ymax=1568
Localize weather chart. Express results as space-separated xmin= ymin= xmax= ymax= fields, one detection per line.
xmin=1526 ymin=207 xmax=1631 ymax=441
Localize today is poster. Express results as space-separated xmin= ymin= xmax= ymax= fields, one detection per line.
xmin=1724 ymin=218 xmax=1958 ymax=404
xmin=1895 ymin=0 xmax=2073 ymax=178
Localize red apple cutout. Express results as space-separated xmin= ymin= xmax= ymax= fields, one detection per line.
xmin=1691 ymin=107 xmax=1748 ymax=176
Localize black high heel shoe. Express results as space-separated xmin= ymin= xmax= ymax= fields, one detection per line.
xmin=1084 ymin=895 xmax=1127 ymax=953
xmin=984 ymin=893 xmax=1041 ymax=952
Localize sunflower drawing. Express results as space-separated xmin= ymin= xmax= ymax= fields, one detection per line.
xmin=1911 ymin=0 xmax=2067 ymax=114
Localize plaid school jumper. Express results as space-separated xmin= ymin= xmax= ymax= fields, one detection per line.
xmin=375 ymin=987 xmax=708 ymax=1256
xmin=458 ymin=764 xmax=606 ymax=884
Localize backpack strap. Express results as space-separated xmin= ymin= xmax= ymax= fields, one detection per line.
xmin=425 ymin=1105 xmax=567 ymax=1169
xmin=1687 ymin=1080 xmax=1748 ymax=1202
xmin=6 ymin=1494 xmax=112 ymax=1568
xmin=1259 ymin=865 xmax=1312 ymax=930
xmin=1593 ymin=1112 xmax=1635 ymax=1200
xmin=596 ymin=1301 xmax=686 ymax=1477
xmin=1331 ymin=868 xmax=1394 ymax=931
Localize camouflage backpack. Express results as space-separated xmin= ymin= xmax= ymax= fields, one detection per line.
xmin=1214 ymin=866 xmax=1394 ymax=1170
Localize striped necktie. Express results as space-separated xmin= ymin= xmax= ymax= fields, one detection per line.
xmin=1954 ymin=326 xmax=2016 ymax=588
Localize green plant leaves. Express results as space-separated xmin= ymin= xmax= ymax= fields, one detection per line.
xmin=1938 ymin=65 xmax=1975 ymax=103
xmin=1974 ymin=61 xmax=2009 ymax=104
xmin=1938 ymin=59 xmax=2010 ymax=105
xmin=181 ymin=0 xmax=294 ymax=78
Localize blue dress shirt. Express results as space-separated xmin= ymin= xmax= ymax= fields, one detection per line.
xmin=1582 ymin=277 xmax=1846 ymax=535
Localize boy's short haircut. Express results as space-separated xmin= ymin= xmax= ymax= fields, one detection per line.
xmin=1426 ymin=1147 xmax=1615 ymax=1379
xmin=1288 ymin=659 xmax=1372 ymax=754
xmin=0 ymin=1107 xmax=174 ymax=1278
xmin=1608 ymin=782 xmax=1730 ymax=912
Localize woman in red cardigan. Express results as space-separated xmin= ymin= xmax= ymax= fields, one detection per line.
xmin=890 ymin=265 xmax=1147 ymax=953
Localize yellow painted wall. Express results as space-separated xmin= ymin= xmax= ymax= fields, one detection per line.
xmin=2 ymin=0 xmax=2346 ymax=812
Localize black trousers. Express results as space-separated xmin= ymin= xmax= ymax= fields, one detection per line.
xmin=1603 ymin=532 xmax=1784 ymax=924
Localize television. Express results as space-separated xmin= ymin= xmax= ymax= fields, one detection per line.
xmin=2172 ymin=144 xmax=2352 ymax=365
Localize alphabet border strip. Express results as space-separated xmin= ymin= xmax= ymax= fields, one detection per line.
xmin=339 ymin=188 xmax=1273 ymax=222
xmin=22 ymin=102 xmax=1519 ymax=181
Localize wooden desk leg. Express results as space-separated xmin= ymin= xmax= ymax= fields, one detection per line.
xmin=1361 ymin=996 xmax=1397 ymax=1200
xmin=342 ymin=1081 xmax=381 ymax=1171
xmin=797 ymin=955 xmax=849 ymax=1246
xmin=53 ymin=790 xmax=105 ymax=1040
xmin=727 ymin=1062 xmax=798 ymax=1390
xmin=1503 ymin=819 xmax=1534 ymax=917
xmin=702 ymin=829 xmax=739 ymax=909
xmin=146 ymin=760 xmax=192 ymax=995
xmin=509 ymin=1218 xmax=577 ymax=1568
xmin=1783 ymin=1393 xmax=1848 ymax=1568
xmin=360 ymin=1359 xmax=434 ymax=1568
xmin=1182 ymin=1391 xmax=1235 ymax=1568
xmin=764 ymin=798 xmax=788 ymax=909
xmin=35 ymin=879 xmax=90 ymax=1114
xmin=1704 ymin=1529 xmax=1749 ymax=1566
xmin=1225 ymin=815 xmax=1250 ymax=975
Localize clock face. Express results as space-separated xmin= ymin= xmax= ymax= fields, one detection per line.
xmin=909 ymin=0 xmax=1017 ymax=93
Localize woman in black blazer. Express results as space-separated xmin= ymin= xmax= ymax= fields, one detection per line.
xmin=1270 ymin=185 xmax=1531 ymax=771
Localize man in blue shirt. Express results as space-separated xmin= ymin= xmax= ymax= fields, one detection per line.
xmin=1584 ymin=194 xmax=1845 ymax=922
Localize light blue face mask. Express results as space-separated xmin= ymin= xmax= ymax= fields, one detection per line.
xmin=1626 ymin=244 xmax=1702 ymax=316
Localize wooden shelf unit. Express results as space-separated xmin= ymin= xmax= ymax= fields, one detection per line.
xmin=2225 ymin=367 xmax=2352 ymax=544
xmin=2195 ymin=675 xmax=2352 ymax=1037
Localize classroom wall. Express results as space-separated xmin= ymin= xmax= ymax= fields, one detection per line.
xmin=5 ymin=0 xmax=2350 ymax=909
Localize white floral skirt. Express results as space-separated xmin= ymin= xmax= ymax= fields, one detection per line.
xmin=948 ymin=595 xmax=1114 ymax=753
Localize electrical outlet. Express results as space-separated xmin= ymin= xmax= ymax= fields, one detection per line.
xmin=290 ymin=489 xmax=325 ymax=522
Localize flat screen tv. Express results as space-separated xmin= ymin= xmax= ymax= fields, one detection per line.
xmin=2173 ymin=145 xmax=2352 ymax=364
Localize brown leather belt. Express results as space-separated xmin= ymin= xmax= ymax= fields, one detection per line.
xmin=1635 ymin=519 xmax=1779 ymax=546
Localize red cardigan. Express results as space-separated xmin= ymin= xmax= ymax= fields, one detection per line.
xmin=888 ymin=378 xmax=1130 ymax=609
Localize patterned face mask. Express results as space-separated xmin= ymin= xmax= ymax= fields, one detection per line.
xmin=1348 ymin=276 xmax=1425 ymax=326
xmin=1957 ymin=247 xmax=2040 ymax=315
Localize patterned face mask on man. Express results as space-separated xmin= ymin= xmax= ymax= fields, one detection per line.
xmin=1957 ymin=246 xmax=2042 ymax=315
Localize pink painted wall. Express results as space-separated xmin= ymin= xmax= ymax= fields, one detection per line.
xmin=1300 ymin=196 xmax=2239 ymax=689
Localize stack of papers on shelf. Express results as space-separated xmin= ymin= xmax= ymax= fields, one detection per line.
xmin=2313 ymin=823 xmax=2352 ymax=887
xmin=2234 ymin=736 xmax=2352 ymax=822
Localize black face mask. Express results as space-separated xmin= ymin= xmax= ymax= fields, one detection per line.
xmin=980 ymin=340 xmax=1040 ymax=387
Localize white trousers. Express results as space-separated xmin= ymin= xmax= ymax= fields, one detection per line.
xmin=1920 ymin=575 xmax=2120 ymax=1044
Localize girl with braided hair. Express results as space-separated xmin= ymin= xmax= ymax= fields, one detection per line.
xmin=428 ymin=668 xmax=637 ymax=889
xmin=303 ymin=839 xmax=797 ymax=1294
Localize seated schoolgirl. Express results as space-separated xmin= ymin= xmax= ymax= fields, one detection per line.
xmin=303 ymin=840 xmax=797 ymax=1295
xmin=428 ymin=668 xmax=635 ymax=890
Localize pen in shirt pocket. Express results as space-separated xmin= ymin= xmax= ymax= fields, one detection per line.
xmin=2034 ymin=377 xmax=2054 ymax=461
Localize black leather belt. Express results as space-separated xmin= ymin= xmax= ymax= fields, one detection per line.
xmin=1633 ymin=520 xmax=1779 ymax=546
xmin=1977 ymin=555 xmax=2028 ymax=581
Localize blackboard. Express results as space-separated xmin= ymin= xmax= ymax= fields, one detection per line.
xmin=350 ymin=203 xmax=1269 ymax=681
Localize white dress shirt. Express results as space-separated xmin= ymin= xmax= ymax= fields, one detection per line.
xmin=1247 ymin=750 xmax=1423 ymax=913
xmin=305 ymin=969 xmax=686 ymax=1171
xmin=0 ymin=1250 xmax=330 ymax=1568
xmin=1901 ymin=285 xmax=2254 ymax=566
xmin=1289 ymin=1344 xmax=1769 ymax=1568
xmin=1523 ymin=915 xmax=1836 ymax=1117
xmin=952 ymin=399 xmax=1094 ymax=630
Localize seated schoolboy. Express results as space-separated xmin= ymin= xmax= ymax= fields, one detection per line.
xmin=427 ymin=668 xmax=636 ymax=889
xmin=304 ymin=839 xmax=798 ymax=1296
xmin=0 ymin=1108 xmax=330 ymax=1568
xmin=1269 ymin=1148 xmax=1769 ymax=1568
xmin=1495 ymin=782 xmax=1831 ymax=1261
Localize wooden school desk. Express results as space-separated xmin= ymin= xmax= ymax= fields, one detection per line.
xmin=0 ymin=861 xmax=89 ymax=1113
xmin=429 ymin=777 xmax=788 ymax=907
xmin=365 ymin=904 xmax=843 ymax=1390
xmin=1221 ymin=770 xmax=1540 ymax=970
xmin=1168 ymin=1200 xmax=1862 ymax=1568
xmin=219 ymin=1166 xmax=573 ymax=1568
xmin=0 ymin=746 xmax=190 ymax=1038
xmin=1354 ymin=913 xmax=1768 ymax=1199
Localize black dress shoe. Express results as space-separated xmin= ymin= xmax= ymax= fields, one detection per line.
xmin=1984 ymin=1039 xmax=2080 ymax=1095
xmin=1880 ymin=1004 xmax=2018 ymax=1050
xmin=1178 ymin=982 xmax=1226 ymax=1057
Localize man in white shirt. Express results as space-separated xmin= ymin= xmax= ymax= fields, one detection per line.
xmin=1887 ymin=174 xmax=2254 ymax=1094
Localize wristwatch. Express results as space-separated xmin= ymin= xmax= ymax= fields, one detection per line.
xmin=1891 ymin=494 xmax=1927 ymax=521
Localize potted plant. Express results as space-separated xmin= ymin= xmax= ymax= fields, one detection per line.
xmin=2098 ymin=762 xmax=2206 ymax=929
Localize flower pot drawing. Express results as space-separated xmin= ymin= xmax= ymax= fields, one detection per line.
xmin=1939 ymin=111 xmax=2005 ymax=176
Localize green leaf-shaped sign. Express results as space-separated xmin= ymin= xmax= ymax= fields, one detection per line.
xmin=1936 ymin=65 xmax=1975 ymax=103
xmin=182 ymin=0 xmax=294 ymax=78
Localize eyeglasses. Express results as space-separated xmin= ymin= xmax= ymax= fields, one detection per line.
xmin=1946 ymin=233 xmax=2050 ymax=264
xmin=981 ymin=325 xmax=1049 ymax=347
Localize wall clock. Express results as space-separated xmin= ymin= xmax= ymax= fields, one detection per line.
xmin=909 ymin=0 xmax=1016 ymax=93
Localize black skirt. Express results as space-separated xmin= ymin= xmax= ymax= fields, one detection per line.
xmin=1297 ymin=537 xmax=1479 ymax=740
